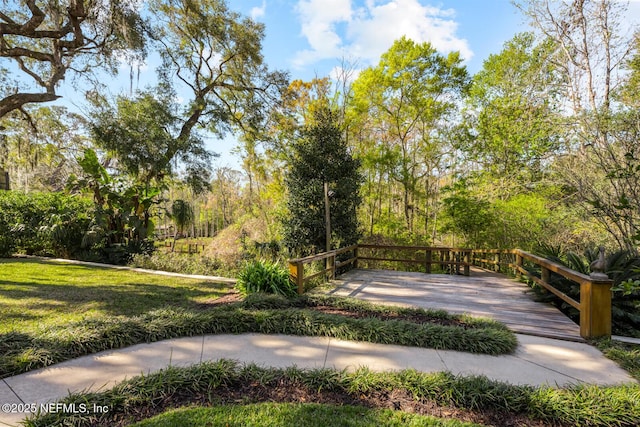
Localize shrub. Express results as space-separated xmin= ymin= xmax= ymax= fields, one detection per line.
xmin=236 ymin=260 xmax=296 ymax=297
xmin=129 ymin=252 xmax=228 ymax=276
xmin=0 ymin=191 xmax=91 ymax=257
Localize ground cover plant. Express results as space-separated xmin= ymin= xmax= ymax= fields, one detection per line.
xmin=130 ymin=402 xmax=484 ymax=427
xmin=596 ymin=339 xmax=640 ymax=381
xmin=23 ymin=360 xmax=640 ymax=427
xmin=0 ymin=259 xmax=516 ymax=378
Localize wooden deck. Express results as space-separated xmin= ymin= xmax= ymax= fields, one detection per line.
xmin=328 ymin=268 xmax=584 ymax=342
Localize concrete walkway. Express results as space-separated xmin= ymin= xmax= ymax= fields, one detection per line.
xmin=0 ymin=333 xmax=635 ymax=427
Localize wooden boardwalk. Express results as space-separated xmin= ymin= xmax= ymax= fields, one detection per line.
xmin=328 ymin=268 xmax=584 ymax=342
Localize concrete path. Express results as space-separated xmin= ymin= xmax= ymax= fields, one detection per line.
xmin=0 ymin=333 xmax=635 ymax=427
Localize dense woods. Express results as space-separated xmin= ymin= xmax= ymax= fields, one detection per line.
xmin=1 ymin=0 xmax=639 ymax=267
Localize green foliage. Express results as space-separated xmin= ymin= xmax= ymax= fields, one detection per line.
xmin=441 ymin=179 xmax=559 ymax=250
xmin=0 ymin=1 xmax=146 ymax=117
xmin=89 ymin=90 xmax=213 ymax=194
xmin=130 ymin=403 xmax=480 ymax=427
xmin=534 ymin=247 xmax=640 ymax=335
xmin=596 ymin=339 xmax=640 ymax=381
xmin=463 ymin=33 xmax=563 ymax=181
xmin=237 ymin=260 xmax=296 ymax=297
xmin=68 ymin=149 xmax=160 ymax=264
xmin=170 ymin=199 xmax=194 ymax=237
xmin=148 ymin=0 xmax=287 ymax=165
xmin=441 ymin=180 xmax=493 ymax=247
xmin=129 ymin=252 xmax=229 ymax=277
xmin=283 ymin=105 xmax=362 ymax=255
xmin=24 ymin=361 xmax=640 ymax=427
xmin=349 ymin=37 xmax=470 ymax=241
xmin=0 ymin=191 xmax=91 ymax=257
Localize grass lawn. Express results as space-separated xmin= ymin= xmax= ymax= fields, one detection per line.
xmin=4 ymin=258 xmax=639 ymax=427
xmin=0 ymin=258 xmax=230 ymax=334
xmin=130 ymin=403 xmax=484 ymax=427
xmin=0 ymin=258 xmax=517 ymax=379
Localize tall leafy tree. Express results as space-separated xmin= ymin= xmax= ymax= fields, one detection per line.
xmin=0 ymin=0 xmax=146 ymax=118
xmin=89 ymin=89 xmax=213 ymax=194
xmin=514 ymin=0 xmax=639 ymax=251
xmin=148 ymin=0 xmax=288 ymax=145
xmin=461 ymin=32 xmax=564 ymax=195
xmin=349 ymin=37 xmax=469 ymax=240
xmin=0 ymin=105 xmax=89 ymax=191
xmin=283 ymin=105 xmax=362 ymax=255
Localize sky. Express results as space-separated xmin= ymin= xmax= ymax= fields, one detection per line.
xmin=242 ymin=0 xmax=523 ymax=79
xmin=217 ymin=0 xmax=529 ymax=168
xmin=55 ymin=0 xmax=640 ymax=169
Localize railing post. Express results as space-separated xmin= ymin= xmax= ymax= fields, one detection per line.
xmin=353 ymin=245 xmax=359 ymax=269
xmin=329 ymin=252 xmax=336 ymax=280
xmin=541 ymin=266 xmax=550 ymax=285
xmin=425 ymin=249 xmax=432 ymax=274
xmin=494 ymin=252 xmax=501 ymax=272
xmin=516 ymin=252 xmax=523 ymax=278
xmin=288 ymin=260 xmax=304 ymax=295
xmin=580 ymin=278 xmax=613 ymax=339
xmin=463 ymin=250 xmax=470 ymax=276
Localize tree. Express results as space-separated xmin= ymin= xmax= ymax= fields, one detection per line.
xmin=348 ymin=37 xmax=469 ymax=240
xmin=283 ymin=105 xmax=362 ymax=255
xmin=0 ymin=0 xmax=146 ymax=118
xmin=89 ymin=89 xmax=214 ymax=194
xmin=0 ymin=105 xmax=90 ymax=191
xmin=68 ymin=149 xmax=158 ymax=264
xmin=513 ymin=0 xmax=640 ymax=251
xmin=148 ymin=0 xmax=288 ymax=146
xmin=171 ymin=199 xmax=194 ymax=240
xmin=513 ymin=0 xmax=633 ymax=138
xmin=461 ymin=32 xmax=564 ymax=192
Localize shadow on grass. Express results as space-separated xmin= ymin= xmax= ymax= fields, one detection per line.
xmin=1 ymin=279 xmax=224 ymax=315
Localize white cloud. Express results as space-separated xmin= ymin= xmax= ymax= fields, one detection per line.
xmin=293 ymin=0 xmax=353 ymax=66
xmin=251 ymin=0 xmax=267 ymax=20
xmin=293 ymin=0 xmax=473 ymax=69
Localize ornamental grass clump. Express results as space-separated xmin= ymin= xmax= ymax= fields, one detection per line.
xmin=236 ymin=260 xmax=296 ymax=297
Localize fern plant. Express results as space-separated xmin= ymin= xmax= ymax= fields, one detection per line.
xmin=236 ymin=260 xmax=296 ymax=297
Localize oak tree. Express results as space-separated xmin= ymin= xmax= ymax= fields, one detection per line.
xmin=0 ymin=0 xmax=145 ymax=118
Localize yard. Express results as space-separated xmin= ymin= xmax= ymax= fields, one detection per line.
xmin=1 ymin=258 xmax=638 ymax=427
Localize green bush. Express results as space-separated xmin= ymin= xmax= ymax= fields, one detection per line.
xmin=0 ymin=191 xmax=91 ymax=257
xmin=237 ymin=260 xmax=296 ymax=297
xmin=129 ymin=251 xmax=227 ymax=276
xmin=534 ymin=246 xmax=640 ymax=336
xmin=25 ymin=361 xmax=640 ymax=427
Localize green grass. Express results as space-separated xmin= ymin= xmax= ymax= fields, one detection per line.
xmin=130 ymin=403 xmax=484 ymax=427
xmin=23 ymin=360 xmax=640 ymax=427
xmin=0 ymin=259 xmax=517 ymax=378
xmin=595 ymin=338 xmax=640 ymax=381
xmin=0 ymin=258 xmax=230 ymax=334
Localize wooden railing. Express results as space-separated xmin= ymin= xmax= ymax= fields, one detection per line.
xmin=289 ymin=244 xmax=614 ymax=339
xmin=288 ymin=245 xmax=359 ymax=295
xmin=471 ymin=248 xmax=613 ymax=338
xmin=357 ymin=245 xmax=471 ymax=276
xmin=288 ymin=245 xmax=471 ymax=295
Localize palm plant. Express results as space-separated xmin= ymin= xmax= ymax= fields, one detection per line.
xmin=170 ymin=199 xmax=194 ymax=251
xmin=534 ymin=245 xmax=640 ymax=336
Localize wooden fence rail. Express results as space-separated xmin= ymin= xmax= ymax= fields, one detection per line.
xmin=288 ymin=245 xmax=471 ymax=295
xmin=470 ymin=248 xmax=613 ymax=339
xmin=289 ymin=244 xmax=613 ymax=339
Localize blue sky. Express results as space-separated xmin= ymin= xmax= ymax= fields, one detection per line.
xmin=54 ymin=0 xmax=640 ymax=169
xmin=240 ymin=0 xmax=525 ymax=79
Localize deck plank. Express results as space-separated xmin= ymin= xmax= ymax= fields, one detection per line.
xmin=329 ymin=268 xmax=584 ymax=342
